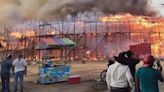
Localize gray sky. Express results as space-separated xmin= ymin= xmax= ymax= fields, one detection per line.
xmin=152 ymin=0 xmax=164 ymax=16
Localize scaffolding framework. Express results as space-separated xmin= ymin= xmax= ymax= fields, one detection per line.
xmin=1 ymin=16 xmax=164 ymax=60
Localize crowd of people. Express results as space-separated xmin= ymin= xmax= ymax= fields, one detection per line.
xmin=106 ymin=50 xmax=164 ymax=92
xmin=0 ymin=54 xmax=27 ymax=92
xmin=0 ymin=51 xmax=163 ymax=92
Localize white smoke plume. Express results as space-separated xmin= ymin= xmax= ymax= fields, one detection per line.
xmin=0 ymin=0 xmax=154 ymax=25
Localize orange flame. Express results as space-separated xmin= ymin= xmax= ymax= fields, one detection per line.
xmin=99 ymin=13 xmax=164 ymax=56
xmin=10 ymin=31 xmax=36 ymax=38
xmin=10 ymin=32 xmax=22 ymax=38
xmin=25 ymin=31 xmax=35 ymax=37
xmin=99 ymin=13 xmax=161 ymax=31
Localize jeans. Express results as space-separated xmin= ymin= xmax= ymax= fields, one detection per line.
xmin=1 ymin=74 xmax=10 ymax=92
xmin=14 ymin=71 xmax=24 ymax=92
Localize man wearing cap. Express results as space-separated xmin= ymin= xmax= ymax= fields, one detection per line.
xmin=1 ymin=54 xmax=13 ymax=92
xmin=106 ymin=52 xmax=134 ymax=92
xmin=135 ymin=55 xmax=164 ymax=92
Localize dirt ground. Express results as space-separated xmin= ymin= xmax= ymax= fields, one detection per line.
xmin=1 ymin=61 xmax=164 ymax=92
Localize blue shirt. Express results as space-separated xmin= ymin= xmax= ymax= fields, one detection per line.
xmin=1 ymin=59 xmax=12 ymax=75
xmin=135 ymin=67 xmax=161 ymax=92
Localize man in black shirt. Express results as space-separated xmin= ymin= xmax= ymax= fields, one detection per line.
xmin=1 ymin=54 xmax=13 ymax=92
xmin=126 ymin=50 xmax=140 ymax=78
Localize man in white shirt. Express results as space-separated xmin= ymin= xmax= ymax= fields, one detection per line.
xmin=13 ymin=54 xmax=27 ymax=92
xmin=106 ymin=52 xmax=134 ymax=92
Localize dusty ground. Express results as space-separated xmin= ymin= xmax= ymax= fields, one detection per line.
xmin=1 ymin=61 xmax=164 ymax=92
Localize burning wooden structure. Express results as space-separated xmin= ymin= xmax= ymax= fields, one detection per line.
xmin=1 ymin=14 xmax=164 ymax=61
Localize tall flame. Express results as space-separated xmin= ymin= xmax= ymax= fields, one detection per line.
xmin=99 ymin=14 xmax=164 ymax=56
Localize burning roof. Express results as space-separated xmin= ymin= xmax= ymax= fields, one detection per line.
xmin=7 ymin=13 xmax=164 ymax=39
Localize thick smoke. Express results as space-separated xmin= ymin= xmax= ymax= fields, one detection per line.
xmin=0 ymin=0 xmax=155 ymax=24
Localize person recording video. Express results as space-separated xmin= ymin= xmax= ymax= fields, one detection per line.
xmin=153 ymin=58 xmax=162 ymax=72
xmin=135 ymin=55 xmax=163 ymax=92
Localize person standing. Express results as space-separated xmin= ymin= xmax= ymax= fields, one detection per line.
xmin=1 ymin=54 xmax=13 ymax=92
xmin=13 ymin=54 xmax=27 ymax=92
xmin=106 ymin=52 xmax=134 ymax=92
xmin=135 ymin=55 xmax=164 ymax=92
xmin=126 ymin=50 xmax=140 ymax=79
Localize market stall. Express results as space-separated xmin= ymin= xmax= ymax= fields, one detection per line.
xmin=36 ymin=37 xmax=76 ymax=84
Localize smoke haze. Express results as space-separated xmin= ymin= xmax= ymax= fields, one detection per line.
xmin=0 ymin=0 xmax=155 ymax=24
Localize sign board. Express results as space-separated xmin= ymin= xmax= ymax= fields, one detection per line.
xmin=130 ymin=43 xmax=151 ymax=57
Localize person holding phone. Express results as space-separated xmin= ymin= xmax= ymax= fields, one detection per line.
xmin=135 ymin=55 xmax=163 ymax=92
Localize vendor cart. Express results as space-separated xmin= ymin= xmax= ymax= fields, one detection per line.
xmin=36 ymin=37 xmax=76 ymax=84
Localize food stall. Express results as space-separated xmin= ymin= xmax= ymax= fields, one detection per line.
xmin=36 ymin=37 xmax=76 ymax=84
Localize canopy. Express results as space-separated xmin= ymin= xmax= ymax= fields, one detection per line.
xmin=36 ymin=37 xmax=76 ymax=50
